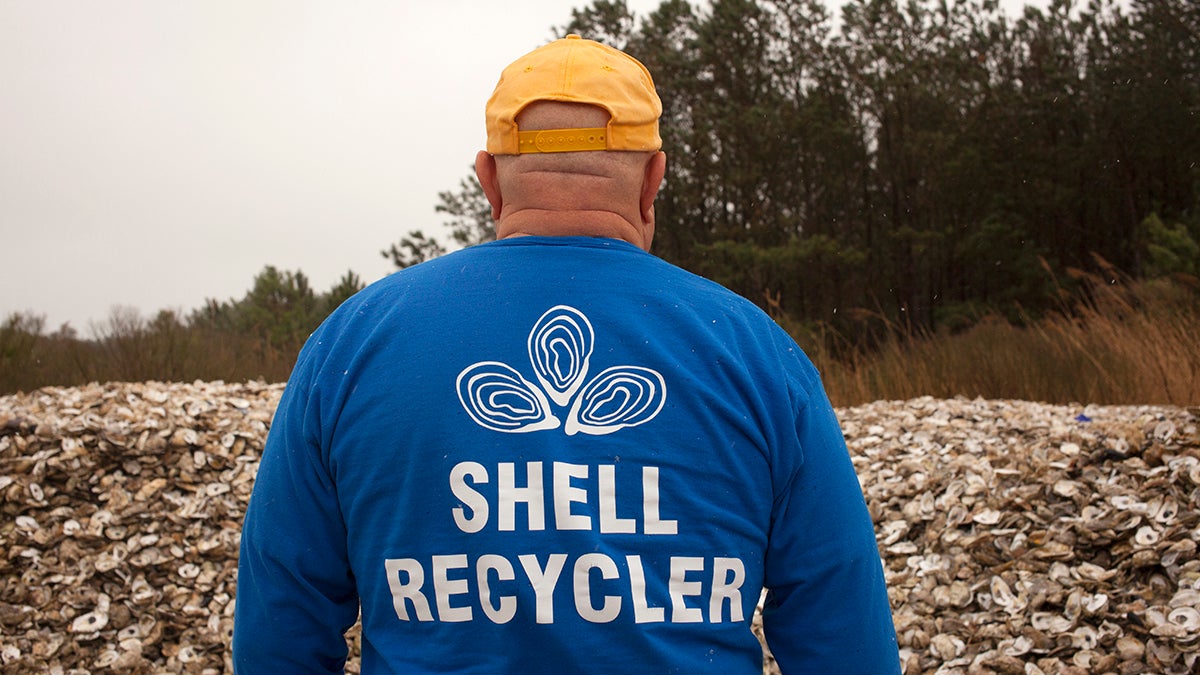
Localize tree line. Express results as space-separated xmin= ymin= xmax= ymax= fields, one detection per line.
xmin=414 ymin=0 xmax=1199 ymax=339
xmin=3 ymin=0 xmax=1197 ymax=395
xmin=0 ymin=269 xmax=366 ymax=392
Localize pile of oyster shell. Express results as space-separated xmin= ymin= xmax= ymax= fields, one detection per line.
xmin=1 ymin=382 xmax=1197 ymax=674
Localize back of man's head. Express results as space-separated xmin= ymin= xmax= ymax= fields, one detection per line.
xmin=475 ymin=35 xmax=667 ymax=250
xmin=484 ymin=34 xmax=662 ymax=156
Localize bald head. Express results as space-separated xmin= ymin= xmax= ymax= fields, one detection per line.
xmin=475 ymin=101 xmax=666 ymax=251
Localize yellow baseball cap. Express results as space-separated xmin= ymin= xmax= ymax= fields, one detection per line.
xmin=485 ymin=34 xmax=663 ymax=155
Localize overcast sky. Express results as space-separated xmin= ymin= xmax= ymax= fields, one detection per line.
xmin=1 ymin=0 xmax=1045 ymax=333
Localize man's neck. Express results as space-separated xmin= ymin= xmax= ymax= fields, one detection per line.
xmin=496 ymin=210 xmax=650 ymax=250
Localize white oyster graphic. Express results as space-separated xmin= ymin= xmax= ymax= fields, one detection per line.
xmin=455 ymin=362 xmax=560 ymax=433
xmin=566 ymin=366 xmax=666 ymax=436
xmin=528 ymin=306 xmax=593 ymax=407
xmin=457 ymin=306 xmax=666 ymax=436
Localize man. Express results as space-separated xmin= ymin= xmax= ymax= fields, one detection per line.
xmin=233 ymin=35 xmax=899 ymax=673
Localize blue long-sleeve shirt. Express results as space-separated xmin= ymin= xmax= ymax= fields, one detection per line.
xmin=233 ymin=236 xmax=899 ymax=673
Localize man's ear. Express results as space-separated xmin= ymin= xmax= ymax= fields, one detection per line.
xmin=640 ymin=151 xmax=667 ymax=225
xmin=475 ymin=151 xmax=503 ymax=221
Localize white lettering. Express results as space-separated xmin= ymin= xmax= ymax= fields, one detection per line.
xmin=643 ymin=467 xmax=678 ymax=535
xmin=574 ymin=553 xmax=621 ymax=623
xmin=385 ymin=558 xmax=433 ymax=622
xmin=431 ymin=555 xmax=472 ymax=622
xmin=669 ymin=557 xmax=705 ymax=623
xmin=626 ymin=555 xmax=665 ymax=623
xmin=450 ymin=462 xmax=489 ymax=533
xmin=477 ymin=554 xmax=516 ymax=624
xmin=599 ymin=465 xmax=636 ymax=534
xmin=553 ymin=462 xmax=591 ymax=530
xmin=449 ymin=462 xmax=678 ymax=534
xmin=386 ymin=553 xmax=749 ymax=626
xmin=499 ymin=462 xmax=545 ymax=531
xmin=519 ymin=553 xmax=567 ymax=624
xmin=710 ymin=557 xmax=746 ymax=622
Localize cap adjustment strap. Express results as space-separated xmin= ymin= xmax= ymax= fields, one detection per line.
xmin=517 ymin=127 xmax=608 ymax=153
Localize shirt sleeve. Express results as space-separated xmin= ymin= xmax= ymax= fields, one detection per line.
xmin=761 ymin=372 xmax=900 ymax=673
xmin=232 ymin=353 xmax=359 ymax=674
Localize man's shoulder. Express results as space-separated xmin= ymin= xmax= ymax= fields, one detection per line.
xmin=329 ymin=236 xmax=776 ymax=329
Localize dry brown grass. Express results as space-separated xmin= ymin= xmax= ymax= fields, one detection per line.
xmin=812 ymin=274 xmax=1200 ymax=408
xmin=5 ymin=275 xmax=1198 ymax=406
xmin=0 ymin=310 xmax=298 ymax=395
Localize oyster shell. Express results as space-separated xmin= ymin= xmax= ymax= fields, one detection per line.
xmin=2 ymin=384 xmax=1197 ymax=674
